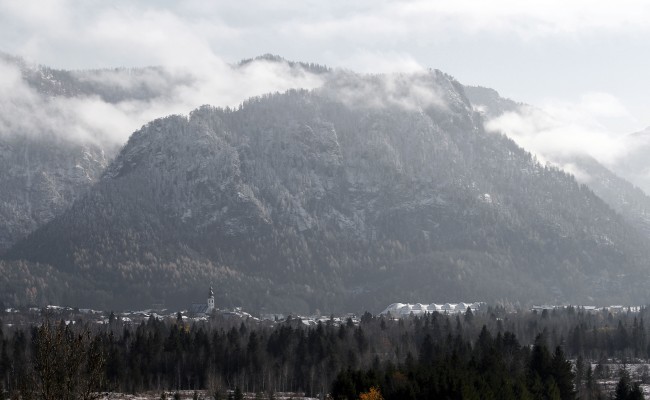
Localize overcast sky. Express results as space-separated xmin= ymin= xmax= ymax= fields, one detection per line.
xmin=1 ymin=0 xmax=649 ymax=135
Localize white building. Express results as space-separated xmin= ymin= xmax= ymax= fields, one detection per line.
xmin=189 ymin=286 xmax=215 ymax=316
xmin=380 ymin=301 xmax=485 ymax=317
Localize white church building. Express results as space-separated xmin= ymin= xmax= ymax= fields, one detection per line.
xmin=189 ymin=286 xmax=215 ymax=316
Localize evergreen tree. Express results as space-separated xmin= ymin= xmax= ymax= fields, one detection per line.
xmin=550 ymin=346 xmax=575 ymax=400
xmin=529 ymin=334 xmax=552 ymax=383
xmin=629 ymin=383 xmax=644 ymax=400
xmin=464 ymin=307 xmax=474 ymax=323
xmin=234 ymin=386 xmax=243 ymax=400
xmin=615 ymin=369 xmax=632 ymax=400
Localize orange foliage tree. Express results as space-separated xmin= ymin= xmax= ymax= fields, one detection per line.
xmin=359 ymin=387 xmax=384 ymax=400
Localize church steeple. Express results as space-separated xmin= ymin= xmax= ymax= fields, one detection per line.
xmin=207 ymin=285 xmax=215 ymax=312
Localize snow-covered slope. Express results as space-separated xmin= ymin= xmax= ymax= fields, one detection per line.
xmin=0 ymin=54 xmax=172 ymax=252
xmin=6 ymin=71 xmax=650 ymax=312
xmin=0 ymin=136 xmax=108 ymax=252
xmin=464 ymin=86 xmax=650 ymax=240
xmin=0 ymin=55 xmax=114 ymax=251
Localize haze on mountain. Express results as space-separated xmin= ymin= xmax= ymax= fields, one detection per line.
xmin=1 ymin=55 xmax=649 ymax=313
xmin=465 ymin=87 xmax=650 ymax=240
xmin=0 ymin=52 xmax=325 ymax=253
xmin=477 ymin=89 xmax=650 ymax=200
xmin=3 ymin=1 xmax=650 ymax=313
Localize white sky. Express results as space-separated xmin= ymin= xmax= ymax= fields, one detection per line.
xmin=1 ymin=0 xmax=649 ymax=135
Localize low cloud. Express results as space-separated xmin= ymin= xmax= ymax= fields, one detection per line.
xmin=323 ymin=71 xmax=448 ymax=112
xmin=0 ymin=49 xmax=450 ymax=149
xmin=333 ymin=51 xmax=426 ymax=74
xmin=0 ymin=57 xmax=324 ymax=147
xmin=1 ymin=1 xmax=649 ymax=146
xmin=484 ymin=92 xmax=638 ymax=175
xmin=4 ymin=1 xmax=650 ymax=72
xmin=560 ymin=163 xmax=593 ymax=184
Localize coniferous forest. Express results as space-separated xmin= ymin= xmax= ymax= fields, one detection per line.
xmin=1 ymin=307 xmax=650 ymax=399
xmin=3 ymin=2 xmax=650 ymax=400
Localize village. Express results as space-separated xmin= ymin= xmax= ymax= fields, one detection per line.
xmin=1 ymin=285 xmax=645 ymax=330
xmin=3 ymin=289 xmax=650 ymax=399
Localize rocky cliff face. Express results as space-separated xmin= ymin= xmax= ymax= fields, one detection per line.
xmin=6 ymin=70 xmax=649 ymax=312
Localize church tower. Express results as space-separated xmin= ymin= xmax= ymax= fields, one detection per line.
xmin=207 ymin=286 xmax=215 ymax=312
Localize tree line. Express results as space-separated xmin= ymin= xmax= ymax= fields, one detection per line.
xmin=0 ymin=306 xmax=649 ymax=399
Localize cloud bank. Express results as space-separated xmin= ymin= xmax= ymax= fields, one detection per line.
xmin=2 ymin=0 xmax=649 ymax=181
xmin=484 ymin=92 xmax=640 ymax=180
xmin=0 ymin=57 xmax=324 ymax=147
xmin=3 ymin=1 xmax=650 ymax=71
xmin=322 ymin=71 xmax=449 ymax=112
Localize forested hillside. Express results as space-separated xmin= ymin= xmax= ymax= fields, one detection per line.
xmin=0 ymin=53 xmax=147 ymax=252
xmin=5 ymin=70 xmax=650 ymax=312
xmin=464 ymin=85 xmax=650 ymax=240
xmin=0 ymin=53 xmax=321 ymax=253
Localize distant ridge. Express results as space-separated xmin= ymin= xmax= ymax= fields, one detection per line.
xmin=4 ymin=69 xmax=649 ymax=312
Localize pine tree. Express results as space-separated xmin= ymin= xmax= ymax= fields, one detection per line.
xmin=550 ymin=346 xmax=575 ymax=400
xmin=234 ymin=386 xmax=243 ymax=400
xmin=629 ymin=383 xmax=644 ymax=400
xmin=529 ymin=334 xmax=552 ymax=383
xmin=615 ymin=368 xmax=632 ymax=400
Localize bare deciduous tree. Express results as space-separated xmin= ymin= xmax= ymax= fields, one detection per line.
xmin=30 ymin=321 xmax=105 ymax=400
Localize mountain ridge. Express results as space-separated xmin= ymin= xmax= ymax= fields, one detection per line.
xmin=464 ymin=85 xmax=650 ymax=241
xmin=5 ymin=70 xmax=650 ymax=312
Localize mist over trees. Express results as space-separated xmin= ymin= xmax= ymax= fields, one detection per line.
xmin=4 ymin=75 xmax=650 ymax=312
xmin=0 ymin=54 xmax=649 ymax=315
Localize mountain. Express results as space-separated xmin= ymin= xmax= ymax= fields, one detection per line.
xmin=0 ymin=53 xmax=333 ymax=253
xmin=464 ymin=86 xmax=650 ymax=240
xmin=0 ymin=55 xmax=115 ymax=252
xmin=463 ymin=86 xmax=522 ymax=118
xmin=612 ymin=127 xmax=650 ymax=195
xmin=5 ymin=70 xmax=650 ymax=312
xmin=559 ymin=155 xmax=650 ymax=238
xmin=0 ymin=135 xmax=108 ymax=252
xmin=0 ymin=52 xmax=181 ymax=103
xmin=0 ymin=52 xmax=196 ymax=252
